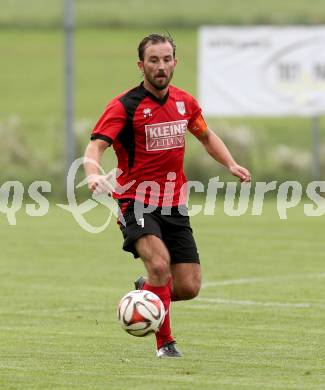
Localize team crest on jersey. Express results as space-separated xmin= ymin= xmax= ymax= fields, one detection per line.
xmin=143 ymin=108 xmax=152 ymax=118
xmin=176 ymin=101 xmax=186 ymax=115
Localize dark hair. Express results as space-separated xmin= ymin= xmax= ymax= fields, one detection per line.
xmin=138 ymin=33 xmax=176 ymax=61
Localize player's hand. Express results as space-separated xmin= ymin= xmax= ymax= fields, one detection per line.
xmin=87 ymin=173 xmax=115 ymax=196
xmin=228 ymin=164 xmax=251 ymax=183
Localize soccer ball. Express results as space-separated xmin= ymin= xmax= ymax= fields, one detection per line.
xmin=117 ymin=290 xmax=165 ymax=337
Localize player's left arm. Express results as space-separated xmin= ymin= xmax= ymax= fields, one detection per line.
xmin=188 ymin=115 xmax=251 ymax=182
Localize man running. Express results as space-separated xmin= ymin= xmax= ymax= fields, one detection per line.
xmin=84 ymin=33 xmax=251 ymax=358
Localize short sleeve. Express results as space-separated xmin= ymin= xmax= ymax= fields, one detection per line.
xmin=91 ymin=98 xmax=126 ymax=145
xmin=187 ymin=96 xmax=202 ymax=129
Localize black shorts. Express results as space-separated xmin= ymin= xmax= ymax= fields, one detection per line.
xmin=118 ymin=200 xmax=200 ymax=264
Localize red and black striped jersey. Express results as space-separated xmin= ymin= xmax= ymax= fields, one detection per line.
xmin=91 ymin=82 xmax=206 ymax=206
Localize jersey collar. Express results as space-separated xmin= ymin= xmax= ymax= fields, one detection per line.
xmin=140 ymin=82 xmax=169 ymax=106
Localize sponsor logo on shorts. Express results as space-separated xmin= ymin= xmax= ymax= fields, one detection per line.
xmin=145 ymin=120 xmax=188 ymax=151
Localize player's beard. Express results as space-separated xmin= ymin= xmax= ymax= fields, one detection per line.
xmin=145 ymin=69 xmax=174 ymax=91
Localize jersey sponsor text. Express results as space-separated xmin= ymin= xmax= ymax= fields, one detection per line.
xmin=145 ymin=120 xmax=188 ymax=151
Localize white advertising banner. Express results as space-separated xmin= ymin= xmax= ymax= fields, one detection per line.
xmin=198 ymin=26 xmax=325 ymax=117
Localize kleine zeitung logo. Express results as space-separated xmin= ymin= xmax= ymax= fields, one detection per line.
xmin=145 ymin=120 xmax=188 ymax=151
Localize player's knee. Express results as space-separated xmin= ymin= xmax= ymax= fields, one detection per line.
xmin=176 ymin=282 xmax=200 ymax=300
xmin=147 ymin=255 xmax=170 ymax=281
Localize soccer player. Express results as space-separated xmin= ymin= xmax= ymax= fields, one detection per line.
xmin=84 ymin=33 xmax=251 ymax=358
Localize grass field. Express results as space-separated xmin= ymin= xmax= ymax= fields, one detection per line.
xmin=1 ymin=201 xmax=324 ymax=389
xmin=2 ymin=0 xmax=325 ymax=27
xmin=1 ymin=2 xmax=325 ymax=388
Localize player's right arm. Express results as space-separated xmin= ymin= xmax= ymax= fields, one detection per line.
xmin=84 ymin=139 xmax=110 ymax=193
xmin=84 ymin=97 xmax=127 ymax=193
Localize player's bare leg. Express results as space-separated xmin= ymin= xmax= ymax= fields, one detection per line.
xmin=135 ymin=235 xmax=171 ymax=286
xmin=135 ymin=234 xmax=182 ymax=358
xmin=170 ymin=263 xmax=201 ymax=301
xmin=134 ymin=255 xmax=201 ymax=301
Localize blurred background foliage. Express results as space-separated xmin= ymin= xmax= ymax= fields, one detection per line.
xmin=1 ymin=0 xmax=324 ymax=197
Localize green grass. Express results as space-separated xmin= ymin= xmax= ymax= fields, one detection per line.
xmin=0 ymin=201 xmax=325 ymax=389
xmin=1 ymin=3 xmax=325 ymax=388
xmin=2 ymin=0 xmax=325 ymax=27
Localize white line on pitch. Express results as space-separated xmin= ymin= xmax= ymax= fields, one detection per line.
xmin=202 ymin=272 xmax=325 ymax=289
xmin=192 ymin=297 xmax=325 ymax=309
xmin=202 ymin=277 xmax=266 ymax=288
